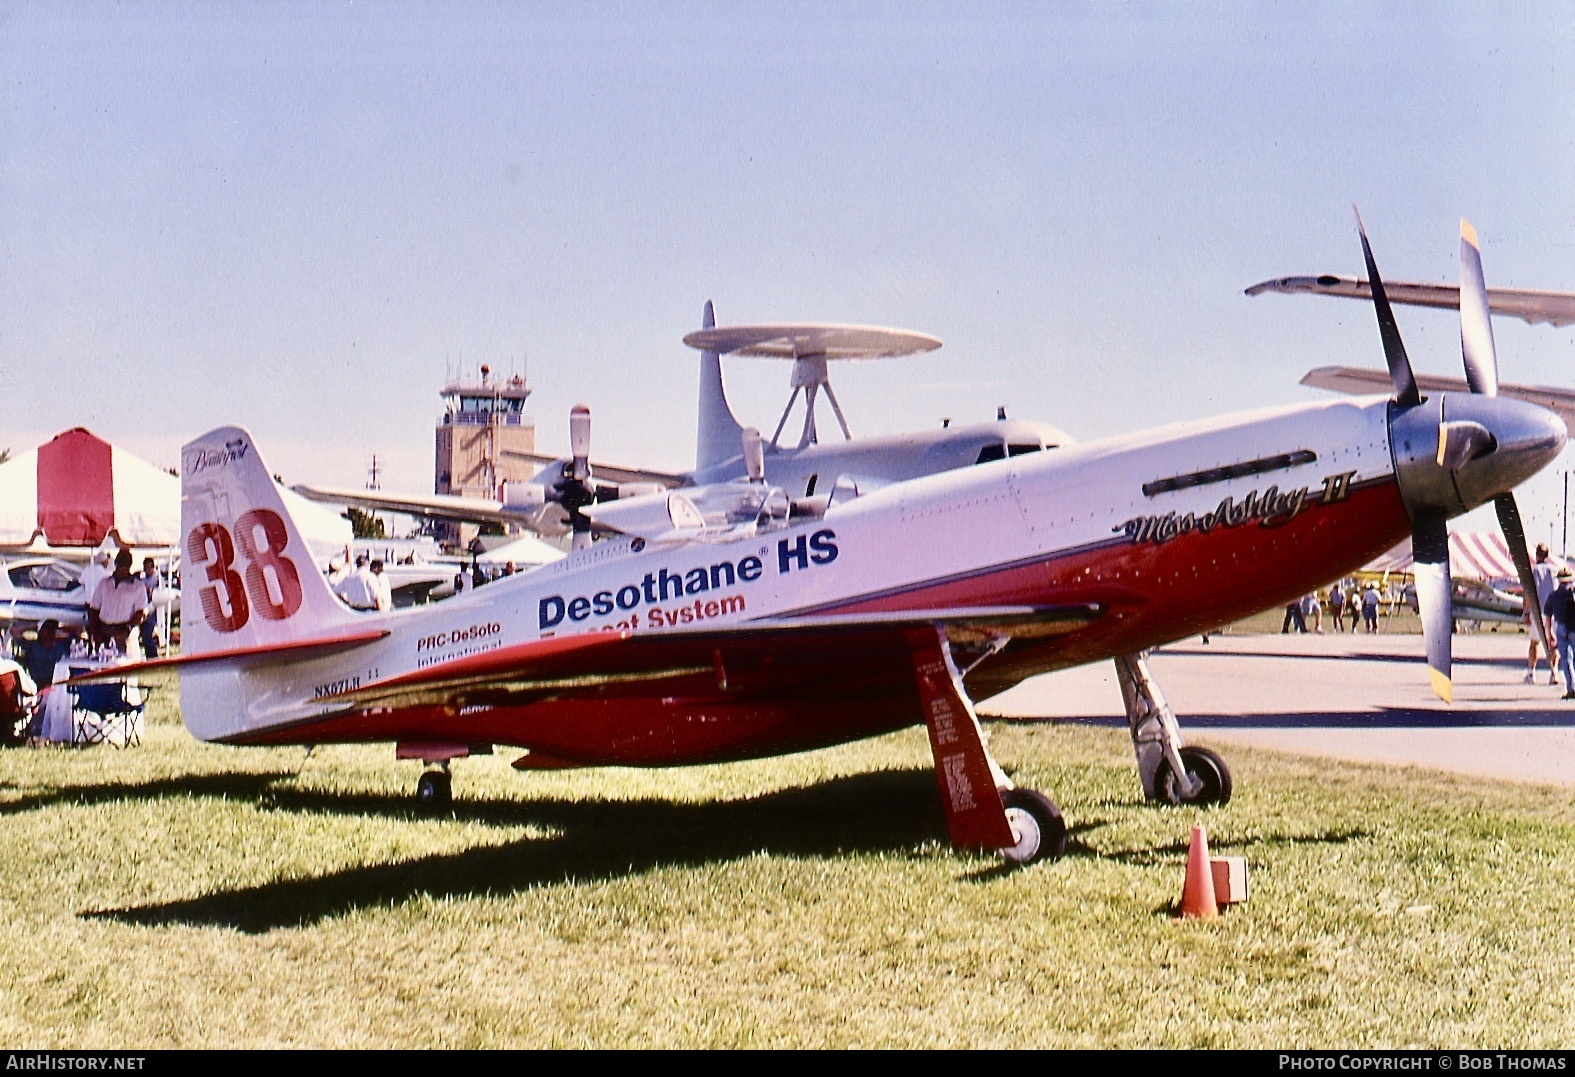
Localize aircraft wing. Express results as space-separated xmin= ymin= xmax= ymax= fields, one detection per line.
xmin=1300 ymin=366 xmax=1575 ymax=430
xmin=318 ymin=603 xmax=1104 ymax=713
xmin=499 ymin=449 xmax=688 ymax=488
xmin=1246 ymin=275 xmax=1575 ymax=327
xmin=290 ymin=484 xmax=528 ymax=527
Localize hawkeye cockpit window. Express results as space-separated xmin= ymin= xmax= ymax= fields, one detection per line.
xmin=976 ymin=442 xmax=1046 ymax=465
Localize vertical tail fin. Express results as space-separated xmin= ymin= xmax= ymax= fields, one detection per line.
xmin=695 ymin=300 xmax=747 ymax=480
xmin=180 ymin=427 xmax=358 ymax=658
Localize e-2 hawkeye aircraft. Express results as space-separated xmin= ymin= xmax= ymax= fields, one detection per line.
xmin=294 ymin=302 xmax=1072 ymax=550
xmin=96 ymin=216 xmax=1564 ymax=866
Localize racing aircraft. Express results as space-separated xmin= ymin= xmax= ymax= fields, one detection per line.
xmin=293 ymin=303 xmax=1074 ymax=549
xmin=91 ymin=216 xmax=1565 ymax=866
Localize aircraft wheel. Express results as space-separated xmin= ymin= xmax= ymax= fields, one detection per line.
xmin=999 ymin=788 xmax=1067 ymax=865
xmin=416 ymin=770 xmax=452 ymax=809
xmin=1158 ymin=746 xmax=1233 ymax=807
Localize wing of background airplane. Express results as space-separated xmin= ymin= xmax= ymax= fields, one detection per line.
xmin=290 ymin=484 xmax=535 ymax=528
xmin=1299 ymin=367 xmax=1575 ymax=430
xmin=498 ymin=449 xmax=688 ymax=488
xmin=1246 ymin=275 xmax=1575 ymax=327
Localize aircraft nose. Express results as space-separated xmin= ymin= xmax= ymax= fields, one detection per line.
xmin=1390 ymin=393 xmax=1566 ymax=518
xmin=1450 ymin=395 xmax=1567 ymax=510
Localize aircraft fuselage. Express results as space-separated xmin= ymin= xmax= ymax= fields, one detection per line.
xmin=181 ymin=394 xmax=1447 ymax=764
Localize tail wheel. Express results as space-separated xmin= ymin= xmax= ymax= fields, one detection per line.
xmin=999 ymin=788 xmax=1068 ymax=865
xmin=1157 ymin=746 xmax=1233 ymax=806
xmin=416 ymin=769 xmax=452 ymax=809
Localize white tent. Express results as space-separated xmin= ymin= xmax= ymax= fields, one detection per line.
xmin=0 ymin=428 xmax=351 ymax=567
xmin=0 ymin=428 xmax=178 ymax=549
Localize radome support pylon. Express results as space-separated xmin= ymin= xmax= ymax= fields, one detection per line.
xmin=1179 ymin=824 xmax=1219 ymax=919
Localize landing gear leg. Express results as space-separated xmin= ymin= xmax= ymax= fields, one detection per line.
xmin=906 ymin=627 xmax=1067 ymax=864
xmin=1114 ymin=651 xmax=1231 ymax=806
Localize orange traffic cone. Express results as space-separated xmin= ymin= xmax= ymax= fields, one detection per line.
xmin=1178 ymin=824 xmax=1219 ymax=919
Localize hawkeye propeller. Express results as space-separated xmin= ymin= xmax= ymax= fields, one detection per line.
xmin=1360 ymin=212 xmax=1562 ymax=700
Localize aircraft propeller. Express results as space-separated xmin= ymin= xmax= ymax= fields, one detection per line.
xmin=555 ymin=404 xmax=598 ymax=551
xmin=1358 ymin=212 xmax=1558 ymax=701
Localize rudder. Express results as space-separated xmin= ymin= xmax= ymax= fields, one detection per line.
xmin=180 ymin=426 xmax=358 ymax=657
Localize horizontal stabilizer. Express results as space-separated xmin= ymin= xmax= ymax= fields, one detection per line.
xmin=66 ymin=627 xmax=391 ymax=684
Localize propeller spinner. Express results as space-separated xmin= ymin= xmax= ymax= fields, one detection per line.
xmin=1364 ymin=213 xmax=1567 ymax=701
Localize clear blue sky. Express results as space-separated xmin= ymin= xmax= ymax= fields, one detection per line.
xmin=4 ymin=3 xmax=1574 ymax=544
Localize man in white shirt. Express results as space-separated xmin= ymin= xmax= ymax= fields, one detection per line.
xmin=89 ymin=550 xmax=147 ymax=651
xmin=369 ymin=560 xmax=393 ymax=612
xmin=334 ymin=555 xmax=383 ymax=612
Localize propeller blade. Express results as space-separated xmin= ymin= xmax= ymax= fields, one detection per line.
xmin=1436 ymin=420 xmax=1497 ymax=470
xmin=1459 ymin=219 xmax=1499 ymax=397
xmin=742 ymin=427 xmax=765 ymax=483
xmin=1411 ymin=510 xmax=1453 ymax=702
xmin=1355 ymin=207 xmax=1421 ymax=407
xmin=569 ymin=404 xmax=591 ymax=482
xmin=1495 ymin=492 xmax=1552 ymax=659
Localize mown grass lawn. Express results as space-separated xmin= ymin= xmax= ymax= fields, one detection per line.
xmin=2 ymin=679 xmax=1572 ymax=1048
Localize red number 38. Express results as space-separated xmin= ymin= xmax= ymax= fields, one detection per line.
xmin=185 ymin=509 xmax=303 ymax=633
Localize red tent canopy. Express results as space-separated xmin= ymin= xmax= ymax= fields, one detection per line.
xmin=0 ymin=428 xmax=180 ymax=548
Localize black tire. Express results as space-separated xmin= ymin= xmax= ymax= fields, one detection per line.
xmin=999 ymin=788 xmax=1068 ymax=865
xmin=416 ymin=770 xmax=452 ymax=809
xmin=1157 ymin=746 xmax=1233 ymax=806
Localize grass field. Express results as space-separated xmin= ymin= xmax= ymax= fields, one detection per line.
xmin=3 ymin=674 xmax=1573 ymax=1048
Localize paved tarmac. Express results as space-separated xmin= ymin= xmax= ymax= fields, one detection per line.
xmin=980 ymin=630 xmax=1575 ymax=787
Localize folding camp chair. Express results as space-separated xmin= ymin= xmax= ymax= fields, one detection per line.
xmin=70 ymin=679 xmax=148 ymax=747
xmin=0 ymin=670 xmax=27 ymax=747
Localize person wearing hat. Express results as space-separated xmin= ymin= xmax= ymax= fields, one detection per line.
xmin=78 ymin=549 xmax=113 ymax=599
xmin=1543 ymin=565 xmax=1575 ymax=699
xmin=1526 ymin=544 xmax=1561 ymax=684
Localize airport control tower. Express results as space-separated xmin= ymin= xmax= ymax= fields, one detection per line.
xmin=434 ymin=364 xmax=537 ymax=508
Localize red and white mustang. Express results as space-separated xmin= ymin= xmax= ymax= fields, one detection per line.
xmin=103 ymin=219 xmax=1566 ymax=865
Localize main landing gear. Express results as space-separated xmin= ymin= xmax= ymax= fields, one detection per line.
xmin=908 ymin=627 xmax=1068 ymax=866
xmin=1115 ymin=652 xmax=1232 ymax=807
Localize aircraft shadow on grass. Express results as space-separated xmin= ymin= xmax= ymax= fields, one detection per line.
xmin=71 ymin=768 xmax=953 ymax=933
xmin=46 ymin=765 xmax=1374 ymax=932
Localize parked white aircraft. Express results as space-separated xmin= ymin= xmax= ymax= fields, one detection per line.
xmin=294 ymin=304 xmax=1073 ymax=548
xmin=87 ymin=217 xmax=1564 ymax=867
xmin=0 ymin=556 xmax=177 ymax=631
